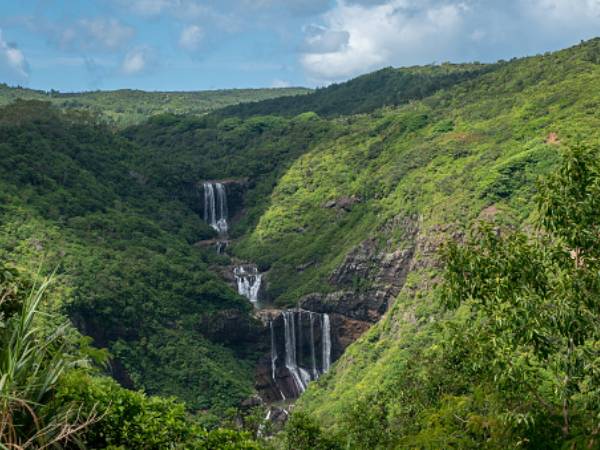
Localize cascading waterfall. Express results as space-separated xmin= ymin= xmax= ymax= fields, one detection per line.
xmin=203 ymin=182 xmax=228 ymax=234
xmin=271 ymin=309 xmax=333 ymax=399
xmin=309 ymin=312 xmax=318 ymax=379
xmin=322 ymin=314 xmax=331 ymax=372
xmin=233 ymin=266 xmax=262 ymax=304
xmin=282 ymin=311 xmax=304 ymax=395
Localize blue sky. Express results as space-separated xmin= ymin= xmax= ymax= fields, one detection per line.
xmin=2 ymin=0 xmax=600 ymax=92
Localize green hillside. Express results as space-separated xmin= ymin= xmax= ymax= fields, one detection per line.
xmin=0 ymin=83 xmax=310 ymax=127
xmin=118 ymin=39 xmax=600 ymax=447
xmin=218 ymin=63 xmax=494 ymax=118
xmin=280 ymin=40 xmax=600 ymax=447
xmin=2 ymin=37 xmax=600 ymax=448
xmin=0 ymin=100 xmax=261 ymax=414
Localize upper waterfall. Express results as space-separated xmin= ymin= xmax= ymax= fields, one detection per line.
xmin=203 ymin=182 xmax=228 ymax=234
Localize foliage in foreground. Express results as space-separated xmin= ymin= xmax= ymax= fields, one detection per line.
xmin=441 ymin=144 xmax=600 ymax=447
xmin=0 ymin=262 xmax=264 ymax=449
xmin=0 ymin=266 xmax=98 ymax=448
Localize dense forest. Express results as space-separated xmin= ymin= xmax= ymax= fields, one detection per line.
xmin=2 ymin=38 xmax=600 ymax=448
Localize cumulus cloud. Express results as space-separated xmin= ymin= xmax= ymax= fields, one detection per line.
xmin=49 ymin=17 xmax=134 ymax=53
xmin=0 ymin=30 xmax=29 ymax=84
xmin=302 ymin=25 xmax=349 ymax=53
xmin=525 ymin=0 xmax=600 ymax=22
xmin=120 ymin=46 xmax=158 ymax=75
xmin=301 ymin=0 xmax=466 ymax=82
xmin=299 ymin=0 xmax=600 ymax=83
xmin=179 ymin=25 xmax=204 ymax=51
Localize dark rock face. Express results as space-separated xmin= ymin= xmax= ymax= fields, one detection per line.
xmin=254 ymin=308 xmax=370 ymax=402
xmin=301 ymin=214 xmax=419 ymax=324
xmin=322 ymin=195 xmax=361 ymax=211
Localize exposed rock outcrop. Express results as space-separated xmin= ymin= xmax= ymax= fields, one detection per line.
xmin=254 ymin=308 xmax=371 ymax=402
xmin=302 ymin=214 xmax=419 ymax=323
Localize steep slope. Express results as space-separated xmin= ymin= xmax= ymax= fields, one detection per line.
xmin=0 ymin=84 xmax=310 ymax=127
xmin=278 ymin=39 xmax=600 ymax=445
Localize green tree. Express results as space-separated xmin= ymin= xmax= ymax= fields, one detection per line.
xmin=442 ymin=144 xmax=600 ymax=448
xmin=281 ymin=412 xmax=342 ymax=450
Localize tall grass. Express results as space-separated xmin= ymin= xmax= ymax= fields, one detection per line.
xmin=0 ymin=274 xmax=97 ymax=449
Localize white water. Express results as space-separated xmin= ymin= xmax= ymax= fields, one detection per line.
xmin=271 ymin=309 xmax=333 ymax=398
xmin=322 ymin=313 xmax=331 ymax=373
xmin=233 ymin=266 xmax=262 ymax=304
xmin=203 ymin=182 xmax=228 ymax=234
xmin=309 ymin=312 xmax=318 ymax=379
xmin=283 ymin=311 xmax=306 ymax=396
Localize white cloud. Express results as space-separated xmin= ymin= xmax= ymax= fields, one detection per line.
xmin=302 ymin=25 xmax=350 ymax=53
xmin=126 ymin=0 xmax=174 ymax=16
xmin=121 ymin=46 xmax=157 ymax=75
xmin=179 ymin=25 xmax=204 ymax=51
xmin=299 ymin=0 xmax=600 ymax=84
xmin=300 ymin=0 xmax=466 ymax=82
xmin=0 ymin=29 xmax=29 ymax=84
xmin=50 ymin=17 xmax=134 ymax=53
xmin=521 ymin=0 xmax=600 ymax=31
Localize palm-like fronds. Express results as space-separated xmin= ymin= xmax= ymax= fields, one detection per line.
xmin=0 ymin=275 xmax=97 ymax=449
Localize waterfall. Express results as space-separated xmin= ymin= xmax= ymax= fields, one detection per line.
xmin=283 ymin=311 xmax=309 ymax=396
xmin=216 ymin=241 xmax=227 ymax=254
xmin=233 ymin=266 xmax=262 ymax=304
xmin=270 ymin=309 xmax=333 ymax=399
xmin=215 ymin=182 xmax=228 ymax=233
xmin=203 ymin=182 xmax=228 ymax=234
xmin=270 ymin=320 xmax=285 ymax=401
xmin=309 ymin=312 xmax=318 ymax=379
xmin=322 ymin=314 xmax=331 ymax=373
xmin=297 ymin=310 xmax=304 ymax=368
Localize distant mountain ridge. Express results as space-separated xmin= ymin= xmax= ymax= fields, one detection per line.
xmin=0 ymin=83 xmax=311 ymax=127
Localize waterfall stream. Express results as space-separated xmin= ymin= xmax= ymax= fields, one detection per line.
xmin=270 ymin=309 xmax=333 ymax=398
xmin=233 ymin=266 xmax=262 ymax=304
xmin=203 ymin=182 xmax=228 ymax=234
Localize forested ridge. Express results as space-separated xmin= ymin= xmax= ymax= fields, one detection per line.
xmin=0 ymin=83 xmax=310 ymax=127
xmin=1 ymin=38 xmax=600 ymax=448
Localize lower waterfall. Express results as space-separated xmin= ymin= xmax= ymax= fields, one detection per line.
xmin=269 ymin=309 xmax=333 ymax=399
xmin=233 ymin=266 xmax=262 ymax=304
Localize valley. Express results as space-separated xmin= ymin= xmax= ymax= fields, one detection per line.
xmin=2 ymin=38 xmax=600 ymax=448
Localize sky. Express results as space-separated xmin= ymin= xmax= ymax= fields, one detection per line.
xmin=2 ymin=0 xmax=600 ymax=92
